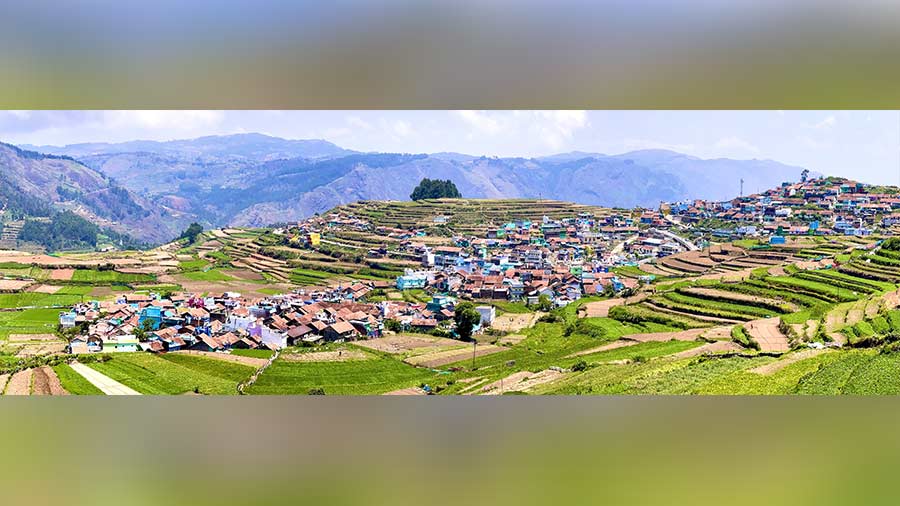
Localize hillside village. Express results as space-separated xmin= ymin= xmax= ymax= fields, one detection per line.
xmin=53 ymin=176 xmax=900 ymax=360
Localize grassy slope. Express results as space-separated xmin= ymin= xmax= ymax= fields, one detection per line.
xmin=87 ymin=353 xmax=252 ymax=395
xmin=53 ymin=363 xmax=105 ymax=395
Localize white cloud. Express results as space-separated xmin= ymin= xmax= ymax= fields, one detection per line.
xmin=622 ymin=138 xmax=696 ymax=153
xmin=453 ymin=110 xmax=588 ymax=150
xmin=714 ymin=136 xmax=760 ymax=154
xmin=346 ymin=115 xmax=372 ymax=130
xmin=102 ymin=110 xmax=225 ymax=130
xmin=453 ymin=110 xmax=502 ymax=135
xmin=814 ymin=115 xmax=837 ymax=129
xmin=391 ymin=120 xmax=412 ymax=138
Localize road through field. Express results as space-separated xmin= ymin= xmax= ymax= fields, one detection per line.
xmin=70 ymin=362 xmax=141 ymax=395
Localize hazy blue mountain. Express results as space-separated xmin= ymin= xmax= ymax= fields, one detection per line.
xmin=25 ymin=133 xmax=354 ymax=161
xmin=0 ymin=142 xmax=181 ymax=243
xmin=20 ymin=135 xmax=812 ymax=230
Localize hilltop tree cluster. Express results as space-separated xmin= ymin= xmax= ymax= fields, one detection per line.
xmin=410 ymin=178 xmax=461 ymax=201
xmin=179 ymin=222 xmax=204 ymax=244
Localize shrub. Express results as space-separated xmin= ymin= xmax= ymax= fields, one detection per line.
xmin=571 ymin=360 xmax=588 ymax=372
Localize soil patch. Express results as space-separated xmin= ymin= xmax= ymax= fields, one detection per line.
xmin=354 ymin=335 xmax=463 ymax=355
xmin=5 ymin=368 xmax=32 ymax=395
xmin=567 ymin=339 xmax=639 ymax=358
xmin=405 ymin=344 xmax=505 ymax=368
xmin=49 ymin=269 xmax=74 ymax=280
xmin=620 ymin=328 xmax=708 ymax=342
xmin=8 ymin=334 xmax=59 ymax=342
xmin=281 ymin=349 xmax=370 ymax=362
xmin=29 ymin=284 xmax=62 ymax=294
xmin=491 ymin=312 xmax=542 ymax=332
xmin=0 ymin=279 xmax=33 ymax=291
xmin=744 ymin=317 xmax=790 ymax=353
xmin=750 ymin=349 xmax=828 ymax=375
xmin=383 ymin=387 xmax=427 ymax=395
xmin=477 ymin=369 xmax=563 ymax=395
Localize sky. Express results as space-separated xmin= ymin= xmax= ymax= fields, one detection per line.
xmin=0 ymin=110 xmax=897 ymax=184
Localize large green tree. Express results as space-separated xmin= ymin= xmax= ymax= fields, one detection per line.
xmin=179 ymin=222 xmax=204 ymax=244
xmin=453 ymin=301 xmax=482 ymax=342
xmin=410 ymin=178 xmax=461 ymax=200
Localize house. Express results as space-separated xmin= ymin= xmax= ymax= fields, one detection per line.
xmin=475 ymin=306 xmax=496 ymax=326
xmin=323 ymin=321 xmax=358 ymax=341
xmin=396 ymin=272 xmax=428 ymax=290
xmin=59 ymin=311 xmax=77 ymax=329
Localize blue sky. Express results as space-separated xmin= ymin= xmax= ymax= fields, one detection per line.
xmin=0 ymin=110 xmax=897 ymax=184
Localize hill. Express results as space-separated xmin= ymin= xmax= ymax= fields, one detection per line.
xmin=25 ymin=135 xmax=809 ymax=229
xmin=0 ymin=142 xmax=179 ymax=248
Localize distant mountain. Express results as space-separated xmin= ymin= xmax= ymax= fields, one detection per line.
xmin=25 ymin=133 xmax=354 ymax=161
xmin=20 ymin=135 xmax=813 ymax=231
xmin=0 ymin=142 xmax=183 ymax=245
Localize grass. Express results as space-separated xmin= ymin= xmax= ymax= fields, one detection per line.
xmin=52 ymin=363 xmax=105 ymax=395
xmin=290 ymin=268 xmax=335 ymax=285
xmin=248 ymin=354 xmax=435 ymax=395
xmin=178 ymin=258 xmax=210 ymax=271
xmin=159 ymin=353 xmax=256 ymax=383
xmin=483 ymin=300 xmax=532 ymax=314
xmin=563 ymin=340 xmax=703 ymax=366
xmin=0 ymin=307 xmax=62 ymax=338
xmin=87 ymin=353 xmax=251 ymax=395
xmin=70 ymin=269 xmax=155 ymax=284
xmin=255 ymin=287 xmax=285 ymax=296
xmin=181 ymin=269 xmax=236 ymax=282
xmin=230 ymin=349 xmax=275 ymax=359
xmin=839 ymin=352 xmax=900 ymax=394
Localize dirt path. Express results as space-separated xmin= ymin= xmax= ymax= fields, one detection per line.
xmin=767 ymin=265 xmax=787 ymax=277
xmin=0 ymin=373 xmax=9 ymax=394
xmin=744 ymin=317 xmax=790 ymax=353
xmin=567 ymin=340 xmax=639 ymax=358
xmin=700 ymin=326 xmax=734 ymax=340
xmin=172 ymin=350 xmax=268 ymax=368
xmin=580 ymin=293 xmax=647 ymax=318
xmin=70 ymin=362 xmax=141 ymax=395
xmin=383 ymin=387 xmax=427 ymax=395
xmin=750 ymin=348 xmax=828 ymax=375
xmin=5 ymin=369 xmax=33 ymax=395
xmin=476 ymin=369 xmax=563 ymax=395
xmin=621 ymin=328 xmax=709 ymax=342
xmin=670 ymin=340 xmax=744 ymax=359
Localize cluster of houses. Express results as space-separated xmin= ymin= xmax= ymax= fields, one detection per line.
xmin=389 ymin=215 xmax=652 ymax=306
xmin=661 ymin=176 xmax=893 ymax=241
xmin=58 ymin=286 xmax=480 ymax=354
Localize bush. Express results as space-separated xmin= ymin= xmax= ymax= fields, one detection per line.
xmin=571 ymin=360 xmax=588 ymax=372
xmin=307 ymin=388 xmax=326 ymax=395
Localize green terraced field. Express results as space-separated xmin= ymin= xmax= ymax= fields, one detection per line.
xmin=87 ymin=353 xmax=253 ymax=395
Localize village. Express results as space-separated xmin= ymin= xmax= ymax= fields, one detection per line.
xmin=55 ymin=176 xmax=900 ymax=358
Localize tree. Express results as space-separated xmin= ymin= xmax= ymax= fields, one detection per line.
xmin=453 ymin=301 xmax=482 ymax=342
xmin=179 ymin=222 xmax=204 ymax=244
xmin=133 ymin=319 xmax=155 ymax=342
xmin=410 ymin=178 xmax=461 ymax=200
xmin=534 ymin=294 xmax=553 ymax=312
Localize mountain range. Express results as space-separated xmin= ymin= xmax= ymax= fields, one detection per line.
xmin=8 ymin=133 xmax=813 ymax=241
